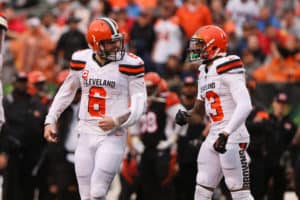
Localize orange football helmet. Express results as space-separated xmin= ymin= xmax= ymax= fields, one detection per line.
xmin=86 ymin=17 xmax=125 ymax=61
xmin=144 ymin=72 xmax=161 ymax=86
xmin=188 ymin=25 xmax=228 ymax=62
xmin=159 ymin=78 xmax=169 ymax=93
xmin=144 ymin=72 xmax=161 ymax=97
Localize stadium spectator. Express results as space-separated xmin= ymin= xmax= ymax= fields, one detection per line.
xmin=162 ymin=55 xmax=182 ymax=93
xmin=152 ymin=4 xmax=183 ymax=75
xmin=225 ymin=0 xmax=260 ymax=36
xmin=55 ymin=15 xmax=88 ymax=70
xmin=291 ymin=127 xmax=300 ymax=199
xmin=9 ymin=16 xmax=56 ymax=80
xmin=280 ymin=8 xmax=300 ymax=40
xmin=1 ymin=72 xmax=48 ymax=200
xmin=256 ymin=6 xmax=281 ymax=32
xmin=129 ymin=9 xmax=155 ymax=71
xmin=72 ymin=0 xmax=92 ymax=33
xmin=264 ymin=92 xmax=297 ymax=200
xmin=253 ymin=34 xmax=300 ymax=83
xmin=246 ymin=77 xmax=270 ymax=200
xmin=40 ymin=11 xmax=64 ymax=43
xmin=126 ymin=0 xmax=141 ymax=18
xmin=176 ymin=0 xmax=212 ymax=39
xmin=210 ymin=0 xmax=226 ymax=27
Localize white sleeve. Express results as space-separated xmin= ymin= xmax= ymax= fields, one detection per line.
xmin=0 ymin=81 xmax=5 ymax=129
xmin=196 ymin=79 xmax=203 ymax=101
xmin=119 ymin=77 xmax=147 ymax=128
xmin=222 ymin=73 xmax=252 ymax=134
xmin=45 ymin=70 xmax=80 ymax=124
xmin=128 ymin=123 xmax=140 ymax=136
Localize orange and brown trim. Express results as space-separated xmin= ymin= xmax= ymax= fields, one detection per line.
xmin=216 ymin=59 xmax=243 ymax=74
xmin=69 ymin=60 xmax=86 ymax=70
xmin=119 ymin=64 xmax=145 ymax=76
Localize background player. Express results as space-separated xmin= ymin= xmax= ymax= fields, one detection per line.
xmin=126 ymin=72 xmax=187 ymax=200
xmin=175 ymin=25 xmax=253 ymax=200
xmin=44 ymin=17 xmax=147 ymax=200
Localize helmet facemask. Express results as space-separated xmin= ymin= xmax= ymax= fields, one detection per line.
xmin=98 ymin=33 xmax=125 ymax=61
xmin=146 ymin=84 xmax=160 ymax=97
xmin=187 ymin=38 xmax=208 ymax=62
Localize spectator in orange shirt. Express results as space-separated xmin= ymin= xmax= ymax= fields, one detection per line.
xmin=176 ymin=0 xmax=212 ymax=39
xmin=253 ymin=35 xmax=300 ymax=83
xmin=109 ymin=0 xmax=128 ymax=9
xmin=9 ymin=17 xmax=56 ymax=81
xmin=136 ymin=0 xmax=157 ymax=9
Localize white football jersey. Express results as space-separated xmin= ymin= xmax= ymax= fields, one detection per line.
xmin=45 ymin=49 xmax=146 ymax=135
xmin=197 ymin=55 xmax=252 ymax=143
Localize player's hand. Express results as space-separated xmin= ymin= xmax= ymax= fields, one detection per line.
xmin=44 ymin=124 xmax=58 ymax=143
xmin=98 ymin=116 xmax=116 ymax=131
xmin=156 ymin=140 xmax=172 ymax=150
xmin=131 ymin=136 xmax=145 ymax=154
xmin=175 ymin=109 xmax=190 ymax=126
xmin=0 ymin=153 xmax=8 ymax=170
xmin=213 ymin=133 xmax=228 ymax=153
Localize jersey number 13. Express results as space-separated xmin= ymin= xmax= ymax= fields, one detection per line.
xmin=206 ymin=91 xmax=224 ymax=122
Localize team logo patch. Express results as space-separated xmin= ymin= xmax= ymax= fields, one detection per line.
xmin=82 ymin=70 xmax=89 ymax=80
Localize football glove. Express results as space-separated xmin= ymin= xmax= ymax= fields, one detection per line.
xmin=121 ymin=153 xmax=139 ymax=184
xmin=175 ymin=109 xmax=190 ymax=126
xmin=213 ymin=133 xmax=228 ymax=154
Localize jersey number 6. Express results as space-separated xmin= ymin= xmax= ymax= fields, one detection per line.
xmin=88 ymin=87 xmax=106 ymax=116
xmin=206 ymin=91 xmax=224 ymax=122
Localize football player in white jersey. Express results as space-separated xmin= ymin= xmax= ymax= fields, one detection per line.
xmin=0 ymin=13 xmax=7 ymax=130
xmin=44 ymin=17 xmax=147 ymax=200
xmin=175 ymin=25 xmax=253 ymax=200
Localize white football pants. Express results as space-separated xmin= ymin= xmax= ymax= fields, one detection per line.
xmin=74 ymin=130 xmax=126 ymax=200
xmin=195 ymin=140 xmax=252 ymax=200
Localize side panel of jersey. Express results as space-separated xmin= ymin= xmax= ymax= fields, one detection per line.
xmin=198 ymin=55 xmax=249 ymax=143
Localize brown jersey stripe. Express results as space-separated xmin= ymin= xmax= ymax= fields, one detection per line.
xmin=120 ymin=71 xmax=144 ymax=76
xmin=216 ymin=60 xmax=243 ymax=74
xmin=69 ymin=60 xmax=86 ymax=70
xmin=119 ymin=64 xmax=144 ymax=69
xmin=119 ymin=66 xmax=144 ymax=74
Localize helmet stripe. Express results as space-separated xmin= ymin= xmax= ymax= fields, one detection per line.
xmin=101 ymin=17 xmax=117 ymax=35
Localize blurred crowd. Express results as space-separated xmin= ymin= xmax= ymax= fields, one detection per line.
xmin=0 ymin=0 xmax=299 ymax=199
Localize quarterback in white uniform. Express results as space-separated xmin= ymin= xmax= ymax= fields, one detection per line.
xmin=175 ymin=25 xmax=253 ymax=200
xmin=44 ymin=17 xmax=147 ymax=200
